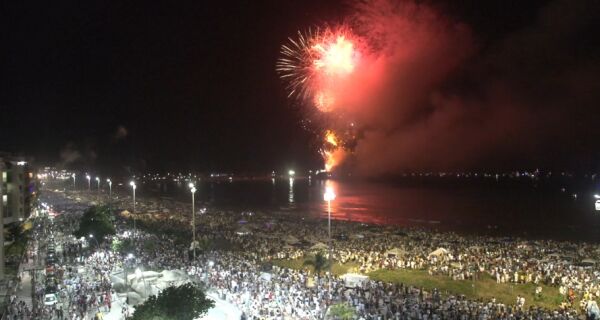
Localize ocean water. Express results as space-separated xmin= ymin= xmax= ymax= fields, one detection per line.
xmin=138 ymin=176 xmax=600 ymax=241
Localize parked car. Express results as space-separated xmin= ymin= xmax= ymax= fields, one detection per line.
xmin=44 ymin=293 xmax=58 ymax=306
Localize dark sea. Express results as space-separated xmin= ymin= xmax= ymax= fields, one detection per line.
xmin=138 ymin=176 xmax=600 ymax=241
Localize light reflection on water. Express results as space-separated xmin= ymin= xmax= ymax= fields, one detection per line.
xmin=140 ymin=177 xmax=600 ymax=239
xmin=288 ymin=178 xmax=294 ymax=204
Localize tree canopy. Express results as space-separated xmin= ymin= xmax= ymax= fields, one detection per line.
xmin=111 ymin=238 xmax=135 ymax=255
xmin=131 ymin=283 xmax=214 ymax=320
xmin=303 ymin=251 xmax=330 ymax=277
xmin=73 ymin=205 xmax=115 ymax=245
xmin=329 ymin=302 xmax=356 ymax=320
xmin=6 ymin=221 xmax=29 ymax=244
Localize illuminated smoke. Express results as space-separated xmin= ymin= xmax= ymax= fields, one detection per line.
xmin=280 ymin=0 xmax=600 ymax=174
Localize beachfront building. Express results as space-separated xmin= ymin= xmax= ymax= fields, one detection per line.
xmin=0 ymin=158 xmax=4 ymax=280
xmin=1 ymin=154 xmax=36 ymax=224
xmin=0 ymin=154 xmax=36 ymax=280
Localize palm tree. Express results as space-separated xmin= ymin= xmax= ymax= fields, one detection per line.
xmin=6 ymin=222 xmax=27 ymax=244
xmin=303 ymin=251 xmax=330 ymax=281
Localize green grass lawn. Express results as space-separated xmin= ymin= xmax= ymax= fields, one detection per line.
xmin=368 ymin=269 xmax=564 ymax=310
xmin=272 ymin=257 xmax=566 ymax=310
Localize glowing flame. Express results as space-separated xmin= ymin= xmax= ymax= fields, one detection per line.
xmin=324 ymin=150 xmax=335 ymax=172
xmin=323 ymin=130 xmax=346 ymax=172
xmin=325 ymin=130 xmax=338 ymax=146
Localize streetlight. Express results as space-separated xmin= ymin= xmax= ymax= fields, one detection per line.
xmin=88 ymin=234 xmax=99 ymax=248
xmin=189 ymin=183 xmax=197 ymax=261
xmin=130 ymin=181 xmax=137 ymax=237
xmin=107 ymin=178 xmax=112 ymax=203
xmin=124 ymin=253 xmax=135 ymax=301
xmin=95 ymin=177 xmax=100 ymax=193
xmin=86 ymin=174 xmax=91 ymax=191
xmin=323 ymin=185 xmax=336 ymax=294
xmin=72 ymin=173 xmax=76 ymax=189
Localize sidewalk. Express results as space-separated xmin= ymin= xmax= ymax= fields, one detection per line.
xmin=13 ymin=272 xmax=33 ymax=309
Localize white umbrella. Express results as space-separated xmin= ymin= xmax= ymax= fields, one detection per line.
xmin=310 ymin=242 xmax=328 ymax=251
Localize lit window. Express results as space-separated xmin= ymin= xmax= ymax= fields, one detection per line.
xmin=2 ymin=195 xmax=6 ymax=205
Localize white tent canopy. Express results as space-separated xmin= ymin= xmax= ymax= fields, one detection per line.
xmin=428 ymin=248 xmax=449 ymax=257
xmin=385 ymin=247 xmax=407 ymax=257
xmin=341 ymin=273 xmax=369 ymax=288
xmin=582 ymin=258 xmax=597 ymax=265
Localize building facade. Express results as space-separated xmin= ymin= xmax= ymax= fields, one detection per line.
xmin=1 ymin=156 xmax=36 ymax=225
xmin=0 ymin=158 xmax=4 ymax=224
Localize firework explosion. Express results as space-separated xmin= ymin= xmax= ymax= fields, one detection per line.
xmin=277 ymin=26 xmax=360 ymax=113
xmin=276 ymin=30 xmax=316 ymax=101
xmin=277 ymin=0 xmax=598 ymax=176
xmin=277 ymin=27 xmax=361 ymax=171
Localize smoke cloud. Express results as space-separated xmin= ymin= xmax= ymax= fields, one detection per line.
xmin=113 ymin=125 xmax=128 ymax=140
xmin=58 ymin=143 xmax=82 ymax=167
xmin=339 ymin=0 xmax=600 ymax=175
xmin=57 ymin=142 xmax=98 ymax=169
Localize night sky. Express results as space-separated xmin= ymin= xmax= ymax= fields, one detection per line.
xmin=2 ymin=0 xmax=599 ymax=175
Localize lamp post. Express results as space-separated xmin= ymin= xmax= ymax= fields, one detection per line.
xmin=88 ymin=234 xmax=99 ymax=248
xmin=72 ymin=173 xmax=76 ymax=189
xmin=95 ymin=177 xmax=100 ymax=193
xmin=86 ymin=174 xmax=91 ymax=191
xmin=107 ymin=178 xmax=112 ymax=202
xmin=130 ymin=181 xmax=136 ymax=237
xmin=124 ymin=253 xmax=134 ymax=303
xmin=107 ymin=179 xmax=112 ymax=214
xmin=323 ymin=186 xmax=336 ymax=296
xmin=189 ymin=183 xmax=197 ymax=261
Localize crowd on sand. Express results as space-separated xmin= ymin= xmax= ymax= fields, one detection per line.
xmin=34 ymin=189 xmax=600 ymax=319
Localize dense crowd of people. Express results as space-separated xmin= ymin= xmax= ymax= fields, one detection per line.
xmin=3 ymin=195 xmax=120 ymax=320
xmin=8 ymin=188 xmax=600 ymax=320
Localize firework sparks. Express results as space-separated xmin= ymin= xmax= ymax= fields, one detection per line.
xmin=277 ymin=26 xmax=361 ymax=171
xmin=276 ymin=30 xmax=315 ymax=100
xmin=277 ymin=27 xmax=360 ymax=112
xmin=314 ymin=91 xmax=336 ymax=112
